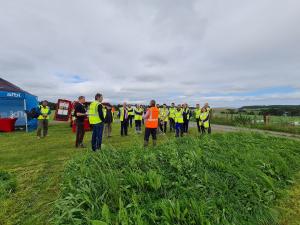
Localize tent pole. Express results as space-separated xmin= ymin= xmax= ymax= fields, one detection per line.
xmin=24 ymin=99 xmax=28 ymax=132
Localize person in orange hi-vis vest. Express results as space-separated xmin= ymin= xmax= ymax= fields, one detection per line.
xmin=143 ymin=99 xmax=159 ymax=147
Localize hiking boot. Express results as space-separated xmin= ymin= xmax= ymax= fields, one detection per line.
xmin=144 ymin=140 xmax=149 ymax=147
xmin=153 ymin=140 xmax=157 ymax=146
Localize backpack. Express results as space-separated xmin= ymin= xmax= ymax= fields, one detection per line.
xmin=27 ymin=107 xmax=41 ymax=119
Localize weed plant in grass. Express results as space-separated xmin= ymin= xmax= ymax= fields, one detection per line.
xmin=54 ymin=132 xmax=300 ymax=225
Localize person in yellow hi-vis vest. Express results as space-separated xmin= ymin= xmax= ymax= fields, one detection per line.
xmin=204 ymin=102 xmax=212 ymax=134
xmin=37 ymin=100 xmax=51 ymax=139
xmin=119 ymin=102 xmax=129 ymax=136
xmin=89 ymin=93 xmax=106 ymax=151
xmin=194 ymin=104 xmax=201 ymax=133
xmin=159 ymin=103 xmax=169 ymax=134
xmin=174 ymin=104 xmax=184 ymax=137
xmin=199 ymin=107 xmax=210 ymax=134
xmin=127 ymin=104 xmax=134 ymax=128
xmin=168 ymin=102 xmax=176 ymax=132
xmin=182 ymin=103 xmax=191 ymax=134
xmin=134 ymin=104 xmax=143 ymax=133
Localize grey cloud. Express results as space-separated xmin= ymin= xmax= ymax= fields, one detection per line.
xmin=134 ymin=74 xmax=165 ymax=82
xmin=0 ymin=57 xmax=35 ymax=72
xmin=141 ymin=54 xmax=168 ymax=67
xmin=0 ymin=0 xmax=299 ymax=107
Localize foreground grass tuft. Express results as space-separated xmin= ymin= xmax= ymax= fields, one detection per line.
xmin=54 ymin=132 xmax=300 ymax=225
xmin=0 ymin=171 xmax=16 ymax=200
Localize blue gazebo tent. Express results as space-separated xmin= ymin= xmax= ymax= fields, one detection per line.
xmin=0 ymin=78 xmax=38 ymax=131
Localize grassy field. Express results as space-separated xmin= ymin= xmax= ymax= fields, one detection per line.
xmin=0 ymin=123 xmax=80 ymax=225
xmin=0 ymin=122 xmax=172 ymax=225
xmin=212 ymin=113 xmax=300 ymax=134
xmin=213 ymin=113 xmax=300 ymax=124
xmin=0 ymin=122 xmax=300 ymax=224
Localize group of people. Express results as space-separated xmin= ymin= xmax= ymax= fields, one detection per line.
xmin=36 ymin=93 xmax=211 ymax=151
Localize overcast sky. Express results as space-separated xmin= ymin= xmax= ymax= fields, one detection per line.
xmin=0 ymin=0 xmax=300 ymax=107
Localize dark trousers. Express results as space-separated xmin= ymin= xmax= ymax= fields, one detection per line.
xmin=128 ymin=115 xmax=134 ymax=128
xmin=159 ymin=121 xmax=167 ymax=133
xmin=105 ymin=123 xmax=112 ymax=137
xmin=169 ymin=118 xmax=175 ymax=132
xmin=75 ymin=121 xmax=85 ymax=147
xmin=208 ymin=120 xmax=211 ymax=134
xmin=135 ymin=120 xmax=142 ymax=131
xmin=144 ymin=128 xmax=157 ymax=141
xmin=196 ymin=118 xmax=200 ymax=132
xmin=121 ymin=120 xmax=128 ymax=136
xmin=37 ymin=119 xmax=48 ymax=137
xmin=183 ymin=119 xmax=189 ymax=133
xmin=91 ymin=123 xmax=104 ymax=151
xmin=200 ymin=125 xmax=207 ymax=134
xmin=175 ymin=123 xmax=184 ymax=137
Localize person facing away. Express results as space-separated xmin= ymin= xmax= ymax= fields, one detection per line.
xmin=134 ymin=104 xmax=143 ymax=134
xmin=143 ymin=100 xmax=159 ymax=147
xmin=104 ymin=104 xmax=113 ymax=138
xmin=204 ymin=102 xmax=212 ymax=134
xmin=159 ymin=103 xmax=169 ymax=134
xmin=174 ymin=104 xmax=184 ymax=137
xmin=74 ymin=96 xmax=87 ymax=148
xmin=37 ymin=100 xmax=51 ymax=139
xmin=127 ymin=104 xmax=134 ymax=128
xmin=88 ymin=93 xmax=106 ymax=151
xmin=119 ymin=102 xmax=129 ymax=136
xmin=199 ymin=107 xmax=210 ymax=134
xmin=194 ymin=103 xmax=201 ymax=133
xmin=168 ymin=102 xmax=176 ymax=132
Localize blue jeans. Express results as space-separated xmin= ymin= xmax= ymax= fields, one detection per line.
xmin=91 ymin=123 xmax=104 ymax=151
xmin=175 ymin=123 xmax=184 ymax=137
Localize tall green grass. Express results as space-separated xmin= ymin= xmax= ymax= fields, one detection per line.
xmin=53 ymin=132 xmax=300 ymax=225
xmin=0 ymin=171 xmax=16 ymax=200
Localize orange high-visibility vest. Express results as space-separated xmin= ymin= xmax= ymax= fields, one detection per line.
xmin=145 ymin=107 xmax=159 ymax=128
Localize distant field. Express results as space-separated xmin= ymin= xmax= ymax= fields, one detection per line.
xmin=212 ymin=112 xmax=300 ymax=134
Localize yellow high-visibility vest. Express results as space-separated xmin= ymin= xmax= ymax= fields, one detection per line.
xmin=169 ymin=107 xmax=176 ymax=119
xmin=134 ymin=108 xmax=143 ymax=121
xmin=119 ymin=107 xmax=126 ymax=122
xmin=195 ymin=108 xmax=201 ymax=119
xmin=175 ymin=109 xmax=184 ymax=123
xmin=38 ymin=105 xmax=50 ymax=120
xmin=199 ymin=111 xmax=209 ymax=128
xmin=184 ymin=108 xmax=190 ymax=120
xmin=89 ymin=101 xmax=102 ymax=124
xmin=127 ymin=107 xmax=134 ymax=116
xmin=160 ymin=108 xmax=169 ymax=122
